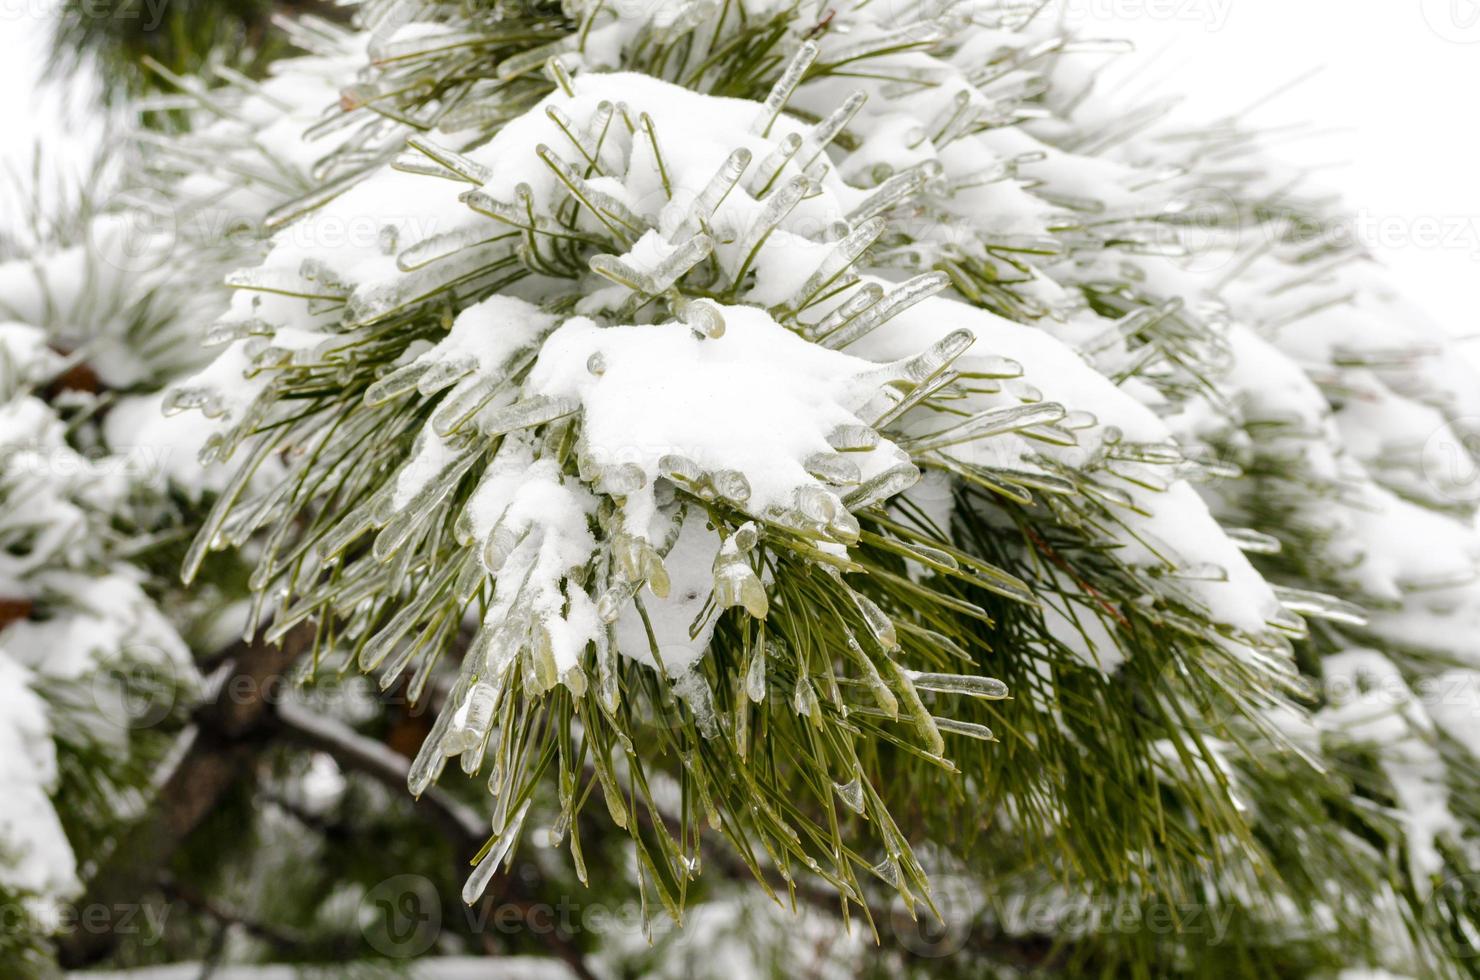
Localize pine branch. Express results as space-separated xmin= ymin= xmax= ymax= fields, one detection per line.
xmin=57 ymin=623 xmax=315 ymax=968
xmin=275 ymin=700 xmax=601 ymax=980
xmin=157 ymin=872 xmax=309 ymax=954
xmin=276 ymin=699 xmax=485 ymax=847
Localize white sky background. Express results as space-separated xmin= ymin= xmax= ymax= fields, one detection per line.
xmin=1062 ymin=0 xmax=1480 ymax=339
xmin=0 ymin=10 xmax=111 ymax=246
xmin=1 ymin=0 xmax=1477 ymax=334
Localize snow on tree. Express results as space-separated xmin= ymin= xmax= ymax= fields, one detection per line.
xmin=3 ymin=1 xmax=1480 ymax=976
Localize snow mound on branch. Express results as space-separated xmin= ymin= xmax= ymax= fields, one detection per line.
xmin=528 ymin=303 xmax=908 ymax=529
xmin=0 ymin=653 xmax=79 ymax=909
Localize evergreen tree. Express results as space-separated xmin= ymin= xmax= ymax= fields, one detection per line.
xmin=5 ymin=1 xmax=1480 ymax=977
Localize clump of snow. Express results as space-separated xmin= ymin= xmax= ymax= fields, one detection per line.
xmin=1317 ymin=649 xmax=1458 ymax=891
xmin=529 ymin=304 xmax=906 ymax=531
xmin=0 ymin=653 xmax=80 ymax=909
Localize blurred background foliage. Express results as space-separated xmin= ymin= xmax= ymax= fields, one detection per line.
xmin=47 ymin=0 xmax=351 ymax=99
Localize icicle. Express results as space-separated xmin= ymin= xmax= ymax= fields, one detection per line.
xmin=600 ymin=463 xmax=647 ymax=496
xmin=890 ymin=664 xmax=945 ymax=757
xmin=793 ymin=485 xmax=840 ymax=524
xmin=408 ymin=683 xmax=462 ymax=797
xmin=462 ymin=799 xmax=532 ymax=905
xmin=744 ymin=132 xmax=803 ymax=198
xmin=794 ymin=675 xmax=820 ymax=721
xmin=444 ymin=680 xmax=498 ymax=754
xmin=847 ymin=636 xmax=899 ymax=718
xmin=595 ymin=622 xmax=620 ymax=713
xmin=589 ymin=234 xmax=712 ymax=295
xmin=806 ymin=282 xmax=883 ymax=342
xmin=827 ymin=509 xmax=862 ymax=545
xmin=801 ymin=91 xmax=867 ymax=168
xmin=454 ymin=554 xmax=487 ymax=603
xmin=475 ymin=395 xmax=580 ymax=437
xmin=926 ymin=90 xmax=977 ymax=146
xmin=537 ymin=144 xmax=646 ymax=242
xmin=850 ymin=164 xmax=937 ymax=223
xmin=674 ymin=670 xmax=720 ymax=738
xmin=480 ymin=519 xmax=526 ymax=574
xmin=1107 ymin=441 xmax=1185 ymax=466
xmin=373 ymin=452 xmax=479 ymax=561
xmin=432 ymin=375 xmax=507 ymax=437
xmin=907 ymin=402 xmax=1066 ymax=453
xmin=827 ymin=423 xmax=881 ymax=452
xmin=745 ymin=641 xmax=768 ymax=703
xmin=714 ymin=536 xmax=768 ymax=619
xmin=896 ymin=329 xmax=975 ymax=387
xmin=818 ymin=272 xmax=950 ymax=350
xmin=834 ymin=774 xmax=866 ymax=814
xmin=414 ymin=355 xmax=478 ymax=397
xmin=732 ymin=175 xmax=810 ymax=286
xmin=560 ymin=663 xmax=588 ymax=698
xmin=753 ymin=42 xmax=819 ymax=136
xmin=843 ymin=463 xmax=920 ymax=511
xmin=546 ymin=100 xmax=611 ymax=168
xmin=872 ymin=855 xmax=902 ymax=888
xmin=364 ymin=361 xmax=432 ymax=405
xmin=785 ymin=217 xmax=885 ymax=313
xmin=934 ymin=717 xmax=996 ymax=741
xmin=398 ymin=228 xmax=504 ymax=271
xmin=1225 ymin=528 xmax=1282 ymax=555
xmin=904 ymin=671 xmax=1009 ymax=700
xmin=529 ymin=625 xmax=561 ymax=694
xmin=597 ymin=578 xmax=640 ymax=623
xmin=711 ymin=469 xmax=752 ymax=504
xmin=677 ymin=297 xmax=726 ymax=339
xmin=675 ymin=148 xmax=751 ymax=240
xmin=404 ymin=134 xmax=493 ymax=185
xmin=849 ymin=591 xmax=897 ymax=650
xmin=804 ymin=452 xmax=862 ymax=486
xmin=1272 ymin=586 xmax=1368 ymax=626
xmin=732 ymin=522 xmax=759 ymax=552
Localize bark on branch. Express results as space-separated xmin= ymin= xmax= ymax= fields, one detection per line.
xmin=57 ymin=624 xmax=315 ymax=968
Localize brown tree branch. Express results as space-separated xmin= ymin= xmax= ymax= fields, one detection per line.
xmin=274 ymin=702 xmax=601 ymax=980
xmin=57 ymin=624 xmax=315 ymax=968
